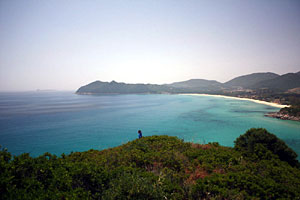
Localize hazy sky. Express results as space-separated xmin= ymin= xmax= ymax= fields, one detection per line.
xmin=0 ymin=0 xmax=300 ymax=91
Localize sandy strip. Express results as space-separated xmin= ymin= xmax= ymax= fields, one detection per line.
xmin=179 ymin=93 xmax=289 ymax=108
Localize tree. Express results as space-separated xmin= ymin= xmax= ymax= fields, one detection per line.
xmin=234 ymin=128 xmax=299 ymax=167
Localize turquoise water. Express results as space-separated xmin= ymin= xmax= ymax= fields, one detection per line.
xmin=0 ymin=92 xmax=299 ymax=157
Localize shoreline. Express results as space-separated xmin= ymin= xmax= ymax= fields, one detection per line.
xmin=179 ymin=93 xmax=289 ymax=108
xmin=265 ymin=112 xmax=300 ymax=122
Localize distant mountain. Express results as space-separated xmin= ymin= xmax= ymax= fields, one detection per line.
xmin=251 ymin=72 xmax=300 ymax=91
xmin=76 ymin=79 xmax=226 ymax=95
xmin=224 ymin=72 xmax=279 ymax=88
xmin=167 ymin=79 xmax=225 ymax=92
xmin=76 ymin=71 xmax=300 ymax=95
xmin=76 ymin=80 xmax=174 ymax=94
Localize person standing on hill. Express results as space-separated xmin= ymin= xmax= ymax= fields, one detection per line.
xmin=138 ymin=130 xmax=143 ymax=139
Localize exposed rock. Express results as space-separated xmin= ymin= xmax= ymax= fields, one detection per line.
xmin=265 ymin=112 xmax=300 ymax=122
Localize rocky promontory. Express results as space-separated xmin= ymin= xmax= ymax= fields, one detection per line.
xmin=265 ymin=112 xmax=300 ymax=122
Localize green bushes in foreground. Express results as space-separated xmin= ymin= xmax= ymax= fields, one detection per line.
xmin=234 ymin=128 xmax=299 ymax=167
xmin=1 ymin=128 xmax=300 ymax=199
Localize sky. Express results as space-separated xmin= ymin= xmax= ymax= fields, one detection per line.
xmin=0 ymin=0 xmax=300 ymax=91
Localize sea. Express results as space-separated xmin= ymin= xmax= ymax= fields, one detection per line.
xmin=0 ymin=91 xmax=299 ymax=157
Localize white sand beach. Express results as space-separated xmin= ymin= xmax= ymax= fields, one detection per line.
xmin=179 ymin=93 xmax=289 ymax=108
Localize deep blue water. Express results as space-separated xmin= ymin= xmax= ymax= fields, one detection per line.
xmin=0 ymin=91 xmax=299 ymax=157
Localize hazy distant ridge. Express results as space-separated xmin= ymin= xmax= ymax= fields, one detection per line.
xmin=76 ymin=72 xmax=300 ymax=94
xmin=166 ymin=79 xmax=226 ymax=91
xmin=251 ymin=73 xmax=300 ymax=91
xmin=76 ymin=80 xmax=173 ymax=94
xmin=224 ymin=72 xmax=279 ymax=88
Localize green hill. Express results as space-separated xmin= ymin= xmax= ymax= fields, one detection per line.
xmin=224 ymin=72 xmax=279 ymax=88
xmin=252 ymin=72 xmax=300 ymax=91
xmin=1 ymin=128 xmax=300 ymax=199
xmin=76 ymin=80 xmax=173 ymax=94
xmin=167 ymin=79 xmax=226 ymax=92
xmin=76 ymin=71 xmax=299 ymax=95
xmin=76 ymin=79 xmax=226 ymax=95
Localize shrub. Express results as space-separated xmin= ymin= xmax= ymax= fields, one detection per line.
xmin=1 ymin=133 xmax=300 ymax=199
xmin=234 ymin=128 xmax=299 ymax=167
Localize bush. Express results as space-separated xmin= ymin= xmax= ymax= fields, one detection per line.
xmin=234 ymin=128 xmax=299 ymax=167
xmin=1 ymin=133 xmax=300 ymax=199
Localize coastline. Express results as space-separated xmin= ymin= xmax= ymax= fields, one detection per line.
xmin=179 ymin=93 xmax=289 ymax=108
xmin=264 ymin=112 xmax=300 ymax=122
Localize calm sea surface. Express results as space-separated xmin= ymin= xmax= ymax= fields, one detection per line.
xmin=0 ymin=91 xmax=299 ymax=157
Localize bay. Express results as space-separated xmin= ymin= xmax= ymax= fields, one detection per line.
xmin=0 ymin=91 xmax=299 ymax=157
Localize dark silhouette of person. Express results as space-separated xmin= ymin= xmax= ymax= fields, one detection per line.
xmin=138 ymin=130 xmax=142 ymax=139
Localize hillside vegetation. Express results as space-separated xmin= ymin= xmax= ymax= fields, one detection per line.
xmin=76 ymin=72 xmax=300 ymax=95
xmin=166 ymin=79 xmax=226 ymax=92
xmin=1 ymin=128 xmax=300 ymax=199
xmin=251 ymin=73 xmax=300 ymax=91
xmin=224 ymin=72 xmax=279 ymax=88
xmin=76 ymin=81 xmax=173 ymax=94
